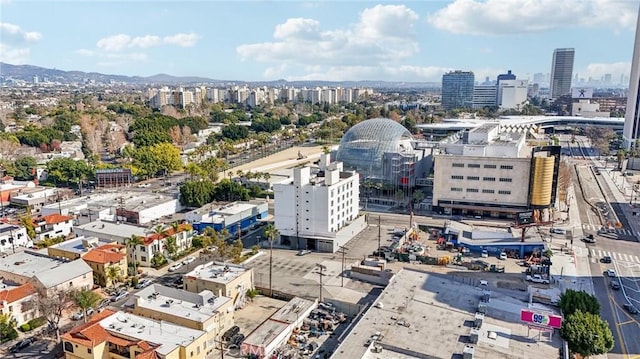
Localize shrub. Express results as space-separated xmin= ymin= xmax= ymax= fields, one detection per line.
xmin=27 ymin=317 xmax=46 ymax=329
xmin=19 ymin=323 xmax=30 ymax=332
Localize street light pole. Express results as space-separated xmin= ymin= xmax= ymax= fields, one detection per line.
xmin=316 ymin=263 xmax=326 ymax=302
xmin=339 ymin=246 xmax=349 ymax=287
xmin=269 ymin=238 xmax=273 ymax=297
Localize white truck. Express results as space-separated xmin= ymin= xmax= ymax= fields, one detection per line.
xmin=526 ymin=274 xmax=550 ymax=284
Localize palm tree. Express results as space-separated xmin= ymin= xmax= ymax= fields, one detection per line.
xmin=71 ymin=289 xmax=102 ymax=323
xmin=263 ymin=224 xmax=279 ymax=297
xmin=126 ymin=234 xmax=144 ymax=277
xmin=106 ymin=265 xmax=120 ymax=288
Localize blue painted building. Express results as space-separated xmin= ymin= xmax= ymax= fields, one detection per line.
xmin=185 ymin=200 xmax=269 ymax=235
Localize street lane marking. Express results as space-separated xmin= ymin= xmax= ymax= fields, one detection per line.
xmin=607 ymin=293 xmax=628 ymax=357
xmin=617 ymin=320 xmax=635 ymax=326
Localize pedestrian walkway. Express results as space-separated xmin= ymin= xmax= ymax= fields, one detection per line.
xmin=582 ymin=248 xmax=640 ymax=264
xmin=580 ymin=223 xmax=636 ymax=236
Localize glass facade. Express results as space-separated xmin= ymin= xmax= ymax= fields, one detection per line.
xmin=442 ymin=71 xmax=475 ymax=110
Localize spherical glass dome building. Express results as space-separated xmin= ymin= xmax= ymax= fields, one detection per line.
xmin=335 ymin=118 xmax=418 ymax=183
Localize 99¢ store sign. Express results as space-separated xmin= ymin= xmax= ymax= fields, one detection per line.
xmin=520 ymin=310 xmax=562 ymax=329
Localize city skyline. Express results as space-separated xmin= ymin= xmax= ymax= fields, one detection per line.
xmin=1 ymin=0 xmax=639 ymax=83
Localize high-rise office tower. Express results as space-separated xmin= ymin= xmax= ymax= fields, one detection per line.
xmin=497 ymin=70 xmax=516 ymax=86
xmin=623 ymin=6 xmax=640 ymax=149
xmin=441 ymin=71 xmax=475 ymax=110
xmin=549 ymin=48 xmax=575 ymax=99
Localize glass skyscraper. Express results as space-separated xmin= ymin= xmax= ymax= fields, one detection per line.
xmin=623 ymin=6 xmax=640 ymax=150
xmin=549 ymin=48 xmax=575 ymax=99
xmin=441 ymin=70 xmax=475 ymax=110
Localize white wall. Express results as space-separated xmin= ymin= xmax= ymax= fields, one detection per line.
xmin=138 ymin=199 xmax=182 ymax=224
xmin=0 ymin=226 xmax=29 ymax=253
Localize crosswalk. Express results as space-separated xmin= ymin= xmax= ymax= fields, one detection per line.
xmin=581 ymin=224 xmax=636 ymax=236
xmin=588 ymin=248 xmax=640 ymax=264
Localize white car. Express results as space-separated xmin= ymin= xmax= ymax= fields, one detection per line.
xmin=168 ymin=263 xmax=183 ymax=272
xmin=481 ymin=250 xmax=489 ymax=258
xmin=137 ymin=183 xmax=151 ymax=188
xmin=182 ymin=256 xmax=196 ymax=265
xmin=606 ymin=269 xmax=616 ymax=277
xmin=135 ymin=279 xmax=152 ymax=289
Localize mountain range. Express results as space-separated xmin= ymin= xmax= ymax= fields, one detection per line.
xmin=0 ymin=62 xmax=440 ymax=89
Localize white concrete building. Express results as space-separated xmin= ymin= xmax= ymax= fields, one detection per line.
xmin=498 ymin=79 xmax=529 ymax=110
xmin=472 ymin=85 xmax=497 ymax=109
xmin=273 ymin=154 xmax=365 ymax=252
xmin=572 ymin=100 xmax=608 ymax=118
xmin=0 ymin=223 xmax=29 ymax=254
xmin=32 ymin=213 xmax=74 ymax=242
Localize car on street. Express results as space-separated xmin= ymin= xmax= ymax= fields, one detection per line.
xmin=98 ymin=298 xmax=111 ymax=309
xmin=623 ymin=304 xmax=639 ymax=315
xmin=135 ymin=279 xmax=152 ymax=289
xmin=611 ymin=281 xmax=621 ymax=290
xmin=71 ymin=307 xmax=95 ymax=320
xmin=549 ymin=228 xmax=566 ymax=235
xmin=296 ymin=250 xmax=312 ymax=256
xmin=498 ymin=252 xmax=507 ymax=260
xmin=600 ymin=256 xmax=612 ymax=264
xmin=10 ymin=337 xmax=34 ymax=353
xmin=606 ymin=269 xmax=616 ymax=277
xmin=526 ymin=274 xmax=550 ymax=284
xmin=582 ymin=235 xmax=596 ymax=244
xmin=182 ymin=256 xmax=196 ymax=265
xmin=111 ymin=290 xmax=129 ymax=302
xmin=168 ymin=263 xmax=183 ymax=272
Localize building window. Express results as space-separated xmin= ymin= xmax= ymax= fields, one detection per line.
xmin=451 ymin=187 xmax=463 ymax=192
xmin=452 ymin=163 xmax=464 ymax=168
xmin=482 ymin=189 xmax=495 ymax=194
xmin=451 ymin=175 xmax=463 ymax=180
xmin=467 ymin=176 xmax=480 ymax=180
xmin=482 ymin=177 xmax=495 ymax=181
xmin=466 ymin=188 xmax=479 ymax=193
xmin=141 ymin=256 xmax=147 ymax=262
xmin=64 ymin=342 xmax=74 ymax=353
xmin=484 ymin=164 xmax=497 ymax=168
xmin=499 ymin=178 xmax=512 ymax=182
xmin=500 ymin=165 xmax=514 ymax=170
xmin=88 ymin=349 xmax=92 ymax=354
xmin=498 ymin=190 xmax=511 ymax=195
xmin=467 ymin=164 xmax=480 ymax=168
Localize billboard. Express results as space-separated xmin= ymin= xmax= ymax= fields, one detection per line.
xmin=516 ymin=211 xmax=535 ymax=225
xmin=516 ymin=209 xmax=552 ymax=225
xmin=571 ymin=87 xmax=593 ymax=99
xmin=520 ymin=310 xmax=562 ymax=329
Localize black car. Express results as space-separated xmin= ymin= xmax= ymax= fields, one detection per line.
xmin=222 ymin=325 xmax=240 ymax=342
xmin=10 ymin=338 xmax=34 ymax=353
xmin=611 ymin=281 xmax=621 ymax=290
xmin=600 ymin=256 xmax=612 ymax=264
xmin=229 ymin=333 xmax=245 ymax=349
xmin=623 ymin=304 xmax=639 ymax=315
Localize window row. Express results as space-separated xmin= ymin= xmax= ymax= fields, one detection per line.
xmin=450 ymin=188 xmax=512 ymax=195
xmin=450 ymin=163 xmax=515 ymax=170
xmin=450 ymin=175 xmax=513 ymax=182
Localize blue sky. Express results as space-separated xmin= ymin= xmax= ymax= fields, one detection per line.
xmin=1 ymin=0 xmax=639 ymax=83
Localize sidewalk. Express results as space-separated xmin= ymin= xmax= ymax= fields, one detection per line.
xmin=601 ymin=168 xmax=640 ymax=241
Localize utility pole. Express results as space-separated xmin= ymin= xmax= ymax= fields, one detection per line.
xmin=317 ymin=263 xmax=326 ymax=302
xmin=339 ymin=246 xmax=349 ymax=287
xmin=377 ymin=215 xmax=381 ymax=260
xmin=269 ymin=237 xmax=273 ymax=297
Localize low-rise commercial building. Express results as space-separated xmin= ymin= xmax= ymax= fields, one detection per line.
xmin=47 ymin=236 xmax=114 ymax=261
xmin=0 ymin=251 xmax=93 ymax=294
xmin=186 ymin=200 xmax=268 ymax=234
xmin=241 ymin=297 xmax=317 ymax=358
xmin=184 ymin=262 xmax=253 ymax=309
xmin=130 ymin=284 xmax=234 ymax=352
xmin=61 ymin=309 xmax=208 ymax=359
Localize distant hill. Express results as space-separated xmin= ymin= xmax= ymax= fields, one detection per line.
xmin=0 ymin=62 xmax=441 ymax=88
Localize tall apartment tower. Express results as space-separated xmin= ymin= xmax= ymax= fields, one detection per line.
xmin=623 ymin=6 xmax=640 ymax=150
xmin=549 ymin=48 xmax=575 ymax=99
xmin=441 ymin=70 xmax=475 ymax=110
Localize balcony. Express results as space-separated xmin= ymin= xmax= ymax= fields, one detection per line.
xmin=107 ymin=344 xmax=131 ymax=358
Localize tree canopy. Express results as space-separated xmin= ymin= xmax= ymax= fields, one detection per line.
xmin=46 ymin=157 xmax=94 ymax=186
xmin=558 ymin=289 xmax=600 ymax=316
xmin=179 ymin=179 xmax=249 ymax=207
xmin=560 ymin=310 xmax=614 ymax=357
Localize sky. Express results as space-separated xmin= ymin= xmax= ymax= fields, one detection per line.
xmin=1 ymin=0 xmax=639 ymax=83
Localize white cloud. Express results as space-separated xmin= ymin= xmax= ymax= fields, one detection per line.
xmin=237 ymin=4 xmax=422 ymax=80
xmin=75 ymin=49 xmax=95 ymax=57
xmin=428 ymin=0 xmax=639 ymax=35
xmin=0 ymin=23 xmax=42 ymax=64
xmin=95 ymin=32 xmax=200 ymax=51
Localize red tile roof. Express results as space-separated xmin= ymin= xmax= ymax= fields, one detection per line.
xmin=143 ymin=224 xmax=192 ymax=245
xmin=33 ymin=214 xmax=73 ymax=225
xmin=0 ymin=283 xmax=36 ymax=304
xmin=83 ymin=246 xmax=126 ymax=264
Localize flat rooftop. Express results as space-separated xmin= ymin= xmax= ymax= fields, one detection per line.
xmin=185 ymin=262 xmax=248 ymax=284
xmin=131 ymin=284 xmax=232 ymax=323
xmin=333 ymin=268 xmax=560 ymax=359
xmin=0 ymin=251 xmax=68 ymax=278
xmin=49 ymin=236 xmax=114 ymax=255
xmin=41 ymin=191 xmax=176 ymax=214
xmin=100 ymin=311 xmax=205 ymax=356
xmin=270 ymin=297 xmax=316 ymax=324
xmin=74 ymin=220 xmax=148 ymax=239
xmin=242 ymin=318 xmax=289 ymax=348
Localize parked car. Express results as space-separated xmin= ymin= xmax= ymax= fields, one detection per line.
xmin=624 ymin=304 xmax=639 ymax=315
xmin=606 ymin=269 xmax=616 ymax=277
xmin=10 ymin=338 xmax=34 ymax=353
xmin=600 ymin=256 xmax=612 ymax=264
xmin=71 ymin=307 xmax=95 ymax=321
xmin=98 ymin=298 xmax=111 ymax=309
xmin=611 ymin=281 xmax=621 ymax=290
xmin=182 ymin=256 xmax=196 ymax=265
xmin=550 ymin=228 xmax=566 ymax=235
xmin=135 ymin=279 xmax=152 ymax=289
xmin=526 ymin=274 xmax=550 ymax=284
xmin=229 ymin=333 xmax=245 ymax=349
xmin=222 ymin=326 xmax=240 ymax=342
xmin=498 ymin=252 xmax=507 ymax=260
xmin=296 ymin=249 xmax=312 ymax=256
xmin=481 ymin=250 xmax=489 ymax=258
xmin=168 ymin=263 xmax=183 ymax=272
xmin=111 ymin=290 xmax=129 ymax=302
